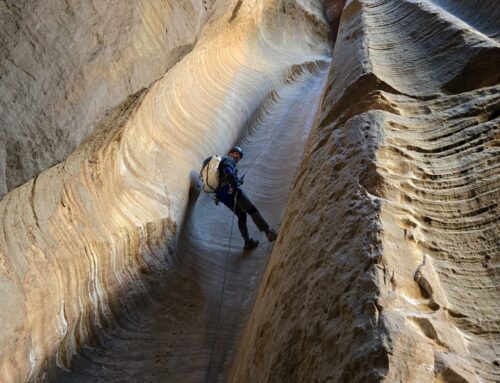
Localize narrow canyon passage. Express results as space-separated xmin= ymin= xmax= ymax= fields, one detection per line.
xmin=49 ymin=63 xmax=330 ymax=383
xmin=3 ymin=1 xmax=498 ymax=382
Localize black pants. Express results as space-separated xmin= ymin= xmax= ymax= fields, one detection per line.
xmin=220 ymin=189 xmax=269 ymax=242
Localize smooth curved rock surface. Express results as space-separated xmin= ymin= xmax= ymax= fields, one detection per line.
xmin=51 ymin=62 xmax=330 ymax=383
xmin=0 ymin=0 xmax=331 ymax=381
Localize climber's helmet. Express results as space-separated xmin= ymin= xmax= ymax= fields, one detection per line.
xmin=228 ymin=146 xmax=243 ymax=161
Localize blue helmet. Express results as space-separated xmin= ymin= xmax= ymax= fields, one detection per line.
xmin=229 ymin=146 xmax=243 ymax=158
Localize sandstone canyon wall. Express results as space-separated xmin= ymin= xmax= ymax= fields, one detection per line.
xmin=230 ymin=0 xmax=500 ymax=382
xmin=0 ymin=0 xmax=498 ymax=382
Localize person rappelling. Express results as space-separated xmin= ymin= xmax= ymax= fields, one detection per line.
xmin=200 ymin=146 xmax=278 ymax=250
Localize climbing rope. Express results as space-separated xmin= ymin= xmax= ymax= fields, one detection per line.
xmin=204 ymin=86 xmax=305 ymax=381
xmin=205 ymin=191 xmax=238 ymax=383
xmin=203 ymin=128 xmax=279 ymax=381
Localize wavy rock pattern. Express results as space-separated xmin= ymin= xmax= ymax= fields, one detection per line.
xmin=51 ymin=62 xmax=330 ymax=383
xmin=0 ymin=0 xmax=331 ymax=381
xmin=230 ymin=0 xmax=499 ymax=382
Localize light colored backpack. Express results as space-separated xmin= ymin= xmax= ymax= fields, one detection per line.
xmin=200 ymin=155 xmax=222 ymax=192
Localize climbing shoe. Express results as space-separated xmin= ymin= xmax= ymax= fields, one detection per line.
xmin=266 ymin=228 xmax=278 ymax=242
xmin=244 ymin=238 xmax=259 ymax=250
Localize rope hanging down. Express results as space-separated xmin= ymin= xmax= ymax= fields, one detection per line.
xmin=204 ymin=192 xmax=238 ymax=383
xmin=204 ymin=95 xmax=294 ymax=381
xmin=204 ymin=141 xmax=277 ymax=381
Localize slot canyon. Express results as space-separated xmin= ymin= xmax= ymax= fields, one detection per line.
xmin=0 ymin=0 xmax=498 ymax=382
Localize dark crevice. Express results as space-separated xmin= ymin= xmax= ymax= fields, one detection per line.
xmin=228 ymin=0 xmax=243 ymax=23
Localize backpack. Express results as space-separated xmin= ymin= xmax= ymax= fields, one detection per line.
xmin=200 ymin=155 xmax=222 ymax=192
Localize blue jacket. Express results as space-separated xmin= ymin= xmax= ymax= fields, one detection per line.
xmin=216 ymin=156 xmax=240 ymax=203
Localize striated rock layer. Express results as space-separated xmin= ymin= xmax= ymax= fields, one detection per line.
xmin=229 ymin=0 xmax=499 ymax=382
xmin=0 ymin=0 xmax=331 ymax=381
xmin=50 ymin=63 xmax=330 ymax=383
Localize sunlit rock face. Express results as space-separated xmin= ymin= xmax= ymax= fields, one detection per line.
xmin=0 ymin=0 xmax=498 ymax=382
xmin=229 ymin=0 xmax=499 ymax=382
xmin=0 ymin=0 xmax=204 ymax=197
